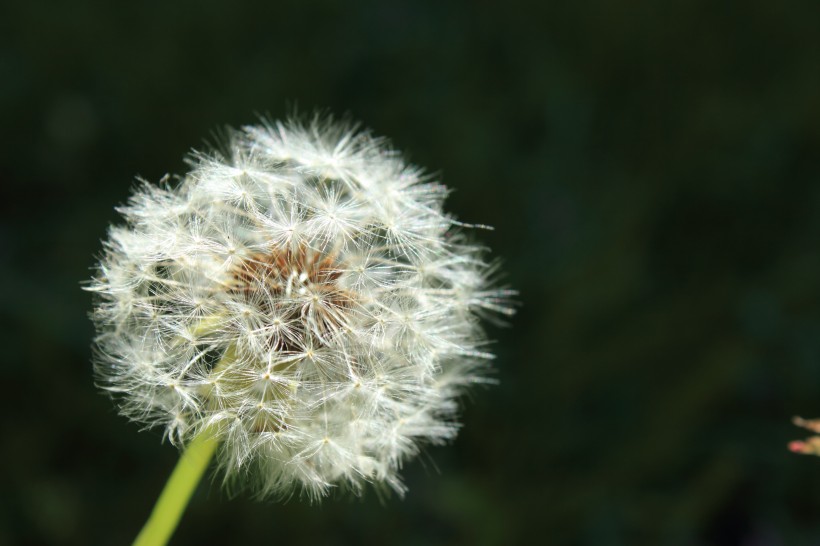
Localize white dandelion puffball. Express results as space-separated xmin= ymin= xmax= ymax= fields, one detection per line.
xmin=89 ymin=117 xmax=514 ymax=499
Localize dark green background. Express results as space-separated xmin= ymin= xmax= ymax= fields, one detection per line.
xmin=3 ymin=1 xmax=820 ymax=544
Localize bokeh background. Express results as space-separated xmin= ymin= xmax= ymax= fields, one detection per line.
xmin=3 ymin=1 xmax=820 ymax=544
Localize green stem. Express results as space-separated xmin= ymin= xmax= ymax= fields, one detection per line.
xmin=133 ymin=431 xmax=220 ymax=546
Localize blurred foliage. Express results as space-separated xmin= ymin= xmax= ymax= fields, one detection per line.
xmin=2 ymin=0 xmax=820 ymax=544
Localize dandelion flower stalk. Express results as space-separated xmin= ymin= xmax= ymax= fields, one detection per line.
xmin=88 ymin=116 xmax=515 ymax=542
xmin=133 ymin=427 xmax=219 ymax=546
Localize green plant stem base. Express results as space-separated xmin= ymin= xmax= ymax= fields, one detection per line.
xmin=133 ymin=431 xmax=219 ymax=546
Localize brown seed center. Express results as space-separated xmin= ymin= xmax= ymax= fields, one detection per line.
xmin=228 ymin=245 xmax=355 ymax=351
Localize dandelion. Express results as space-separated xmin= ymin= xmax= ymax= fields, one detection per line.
xmin=88 ymin=116 xmax=514 ymax=544
xmin=788 ymin=416 xmax=820 ymax=455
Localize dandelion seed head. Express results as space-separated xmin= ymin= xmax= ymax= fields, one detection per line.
xmin=88 ymin=116 xmax=514 ymax=500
